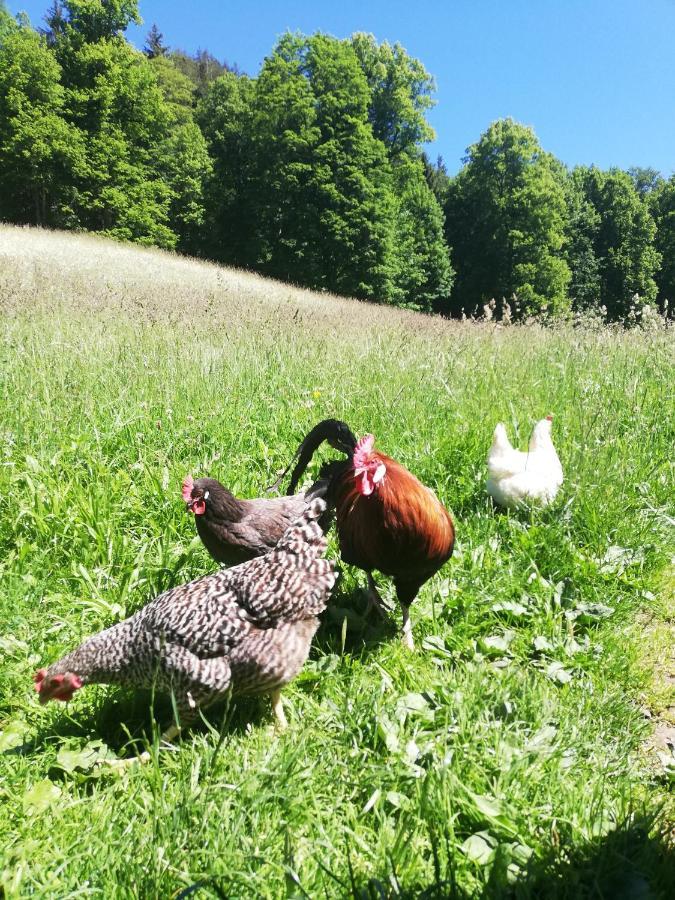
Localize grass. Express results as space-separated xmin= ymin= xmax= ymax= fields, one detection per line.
xmin=0 ymin=224 xmax=673 ymax=898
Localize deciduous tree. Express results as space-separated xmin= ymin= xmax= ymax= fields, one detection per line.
xmin=445 ymin=119 xmax=571 ymax=318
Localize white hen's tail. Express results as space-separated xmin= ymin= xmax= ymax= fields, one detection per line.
xmin=487 ymin=423 xmax=524 ymax=479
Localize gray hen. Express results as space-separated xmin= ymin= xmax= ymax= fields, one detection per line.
xmin=35 ymin=498 xmax=336 ymax=763
xmin=183 ymin=475 xmax=331 ymax=565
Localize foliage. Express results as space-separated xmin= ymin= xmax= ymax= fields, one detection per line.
xmin=422 ymin=151 xmax=451 ymax=206
xmin=563 ymin=169 xmax=602 ymax=311
xmin=350 ymin=32 xmax=436 ymax=159
xmin=392 ymin=158 xmax=454 ymax=311
xmin=651 ymin=175 xmax=675 ymax=309
xmin=574 ymin=167 xmax=660 ymax=319
xmin=0 ymin=6 xmax=671 ymax=319
xmin=0 ymin=226 xmax=672 ymax=896
xmin=0 ymin=25 xmax=83 ymax=226
xmin=169 ymin=47 xmax=233 ymax=98
xmin=0 ymin=0 xmax=16 ymax=42
xmin=445 ymin=119 xmax=571 ymax=318
xmin=48 ymin=0 xmax=140 ymax=43
xmin=143 ymin=22 xmax=167 ymax=59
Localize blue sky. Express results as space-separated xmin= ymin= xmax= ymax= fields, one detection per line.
xmin=9 ymin=0 xmax=675 ymax=176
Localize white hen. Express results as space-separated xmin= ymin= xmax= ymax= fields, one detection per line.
xmin=486 ymin=416 xmax=563 ymax=508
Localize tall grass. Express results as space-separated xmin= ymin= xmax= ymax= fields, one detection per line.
xmin=0 ymin=226 xmax=673 ymax=897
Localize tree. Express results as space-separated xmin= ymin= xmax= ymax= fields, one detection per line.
xmin=575 ymin=166 xmax=660 ymax=317
xmin=170 ymin=47 xmax=232 ymax=98
xmin=197 ymin=71 xmax=256 ymax=264
xmin=421 ymin=152 xmax=450 ymax=206
xmin=563 ymin=168 xmax=602 ymax=310
xmin=392 ymin=158 xmax=453 ymax=311
xmin=445 ymin=119 xmax=571 ymax=318
xmin=0 ymin=0 xmax=16 ymax=42
xmin=150 ymin=54 xmax=197 ymax=125
xmin=144 ymin=23 xmax=167 ymax=59
xmin=201 ymin=34 xmax=399 ymax=300
xmin=48 ymin=0 xmax=140 ymax=44
xmin=627 ymin=166 xmax=663 ymax=198
xmin=651 ymin=175 xmax=675 ymax=309
xmin=350 ymin=32 xmax=435 ymax=159
xmin=0 ymin=26 xmax=84 ymax=226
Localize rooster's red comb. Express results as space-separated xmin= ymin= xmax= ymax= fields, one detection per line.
xmin=182 ymin=475 xmax=194 ymax=503
xmin=353 ymin=434 xmax=375 ymax=468
xmin=545 ymin=415 xmax=553 ymax=422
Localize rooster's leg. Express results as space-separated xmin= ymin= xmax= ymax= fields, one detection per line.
xmin=364 ymin=573 xmax=393 ymax=619
xmin=270 ymin=688 xmax=288 ymax=731
xmin=400 ymin=604 xmax=415 ymax=651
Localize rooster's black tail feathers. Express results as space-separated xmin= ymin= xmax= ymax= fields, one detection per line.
xmin=267 ymin=418 xmax=357 ymax=495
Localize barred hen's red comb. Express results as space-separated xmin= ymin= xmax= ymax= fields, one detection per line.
xmin=182 ymin=475 xmax=194 ymax=503
xmin=33 ymin=667 xmax=47 ymax=691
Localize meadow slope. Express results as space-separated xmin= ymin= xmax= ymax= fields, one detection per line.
xmin=0 ymin=226 xmax=673 ymax=898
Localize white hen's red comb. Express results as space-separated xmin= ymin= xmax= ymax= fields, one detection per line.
xmin=182 ymin=475 xmax=194 ymax=503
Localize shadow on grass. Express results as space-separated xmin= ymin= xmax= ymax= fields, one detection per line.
xmin=19 ymin=686 xmax=277 ymax=762
xmin=344 ymin=813 xmax=674 ymax=900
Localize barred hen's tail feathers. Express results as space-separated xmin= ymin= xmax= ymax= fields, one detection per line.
xmin=234 ymin=497 xmax=337 ymax=622
xmin=273 ymin=496 xmax=329 ymax=555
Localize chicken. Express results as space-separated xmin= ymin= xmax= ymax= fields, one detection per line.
xmin=34 ymin=498 xmax=337 ymax=764
xmin=486 ymin=415 xmax=563 ymax=508
xmin=182 ymin=474 xmax=331 ymax=566
xmin=274 ymin=419 xmax=455 ymax=649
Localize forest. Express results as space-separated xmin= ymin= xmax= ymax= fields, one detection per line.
xmin=0 ymin=0 xmax=673 ymax=321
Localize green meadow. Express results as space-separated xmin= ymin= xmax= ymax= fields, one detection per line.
xmin=0 ymin=226 xmax=672 ymax=898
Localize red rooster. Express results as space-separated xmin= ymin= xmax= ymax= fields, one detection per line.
xmin=274 ymin=419 xmax=455 ymax=648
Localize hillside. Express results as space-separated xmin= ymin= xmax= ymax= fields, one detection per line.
xmin=0 ymin=226 xmax=673 ymax=897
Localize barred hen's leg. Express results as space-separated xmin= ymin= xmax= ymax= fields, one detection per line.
xmin=270 ymin=688 xmax=288 ymax=731
xmin=104 ymin=649 xmax=232 ymax=768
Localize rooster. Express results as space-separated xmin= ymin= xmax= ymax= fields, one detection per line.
xmin=272 ymin=419 xmax=455 ymax=649
xmin=486 ymin=415 xmax=563 ymax=508
xmin=34 ymin=498 xmax=336 ymax=764
xmin=182 ymin=474 xmax=332 ymax=565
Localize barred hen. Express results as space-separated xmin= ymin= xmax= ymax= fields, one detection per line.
xmin=182 ymin=474 xmax=332 ymax=565
xmin=34 ymin=498 xmax=336 ymax=763
xmin=273 ymin=419 xmax=455 ymax=649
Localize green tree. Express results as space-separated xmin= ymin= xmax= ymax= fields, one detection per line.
xmin=627 ymin=166 xmax=663 ymax=198
xmin=0 ymin=26 xmax=83 ymax=226
xmin=48 ymin=0 xmax=140 ymax=44
xmin=575 ymin=166 xmax=660 ymax=317
xmin=144 ymin=23 xmax=167 ymax=59
xmin=0 ymin=0 xmax=16 ymax=42
xmin=651 ymin=175 xmax=675 ymax=309
xmin=392 ymin=158 xmax=453 ymax=311
xmin=445 ymin=119 xmax=571 ymax=318
xmin=421 ymin=152 xmax=450 ymax=206
xmin=563 ymin=168 xmax=602 ymax=310
xmin=350 ymin=32 xmax=435 ymax=159
xmin=202 ymin=34 xmax=398 ymax=300
xmin=197 ymin=71 xmax=256 ymax=264
xmin=170 ymin=48 xmax=231 ymax=98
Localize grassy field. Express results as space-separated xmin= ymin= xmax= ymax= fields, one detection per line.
xmin=0 ymin=225 xmax=673 ymax=898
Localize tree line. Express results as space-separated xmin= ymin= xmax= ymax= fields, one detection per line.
xmin=0 ymin=1 xmax=673 ymax=321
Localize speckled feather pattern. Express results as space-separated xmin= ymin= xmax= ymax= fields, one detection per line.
xmin=42 ymin=498 xmax=336 ymax=721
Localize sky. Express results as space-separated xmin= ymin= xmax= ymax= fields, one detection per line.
xmin=8 ymin=0 xmax=675 ymax=176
